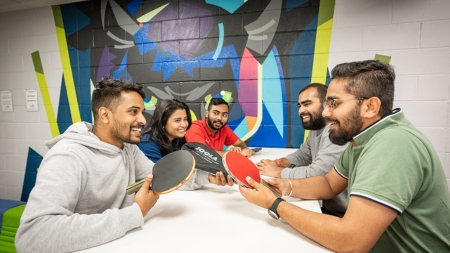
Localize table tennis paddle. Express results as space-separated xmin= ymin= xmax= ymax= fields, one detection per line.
xmin=126 ymin=150 xmax=196 ymax=195
xmin=222 ymin=151 xmax=281 ymax=197
xmin=181 ymin=142 xmax=228 ymax=175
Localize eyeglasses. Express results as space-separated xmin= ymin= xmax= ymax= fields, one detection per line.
xmin=323 ymin=98 xmax=368 ymax=112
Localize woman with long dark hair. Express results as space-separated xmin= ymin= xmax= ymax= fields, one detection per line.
xmin=138 ymin=99 xmax=233 ymax=188
xmin=138 ymin=99 xmax=191 ymax=162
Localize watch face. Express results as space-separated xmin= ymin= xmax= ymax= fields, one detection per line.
xmin=267 ymin=209 xmax=280 ymax=220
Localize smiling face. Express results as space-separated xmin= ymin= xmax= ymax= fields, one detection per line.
xmin=322 ymin=78 xmax=364 ymax=145
xmin=206 ymin=104 xmax=229 ymax=133
xmin=298 ymin=87 xmax=326 ymax=131
xmin=165 ymin=109 xmax=189 ymax=141
xmin=109 ymin=91 xmax=146 ymax=146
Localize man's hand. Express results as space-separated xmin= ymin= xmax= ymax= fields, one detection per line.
xmin=134 ymin=174 xmax=160 ymax=216
xmin=229 ymin=146 xmax=254 ymax=158
xmin=240 ymin=147 xmax=254 ymax=158
xmin=239 ymin=176 xmax=277 ymax=209
xmin=208 ymin=171 xmax=234 ymax=186
xmin=265 ymin=178 xmax=292 ymax=197
xmin=256 ymin=159 xmax=283 ymax=177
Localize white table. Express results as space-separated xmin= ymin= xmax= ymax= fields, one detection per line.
xmin=79 ymin=148 xmax=333 ymax=253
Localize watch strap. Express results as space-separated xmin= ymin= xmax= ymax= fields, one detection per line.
xmin=268 ymin=197 xmax=285 ymax=219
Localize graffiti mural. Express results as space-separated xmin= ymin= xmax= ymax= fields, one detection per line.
xmin=36 ymin=0 xmax=335 ymax=148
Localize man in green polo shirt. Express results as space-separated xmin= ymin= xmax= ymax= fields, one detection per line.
xmin=239 ymin=60 xmax=450 ymax=252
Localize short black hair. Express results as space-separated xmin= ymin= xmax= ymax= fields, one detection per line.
xmin=331 ymin=60 xmax=395 ymax=117
xmin=207 ymin=98 xmax=229 ymax=111
xmin=91 ymin=77 xmax=145 ymax=121
xmin=299 ymin=83 xmax=328 ymax=103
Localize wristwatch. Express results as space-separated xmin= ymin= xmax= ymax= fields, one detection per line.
xmin=288 ymin=163 xmax=296 ymax=168
xmin=267 ymin=197 xmax=285 ymax=220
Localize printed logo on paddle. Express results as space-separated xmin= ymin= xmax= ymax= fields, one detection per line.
xmin=194 ymin=147 xmax=219 ymax=164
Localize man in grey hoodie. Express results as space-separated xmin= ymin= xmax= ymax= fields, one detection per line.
xmin=256 ymin=83 xmax=348 ymax=217
xmin=15 ymin=77 xmax=161 ymax=252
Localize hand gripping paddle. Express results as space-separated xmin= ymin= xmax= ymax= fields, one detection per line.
xmin=126 ymin=150 xmax=195 ymax=195
xmin=222 ymin=151 xmax=281 ymax=197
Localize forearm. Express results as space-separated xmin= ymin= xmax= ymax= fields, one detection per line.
xmin=236 ymin=141 xmax=248 ymax=149
xmin=16 ymin=203 xmax=143 ymax=253
xmin=290 ymin=176 xmax=336 ymax=200
xmin=278 ymin=202 xmax=352 ymax=252
xmin=281 ymin=164 xmax=326 ymax=179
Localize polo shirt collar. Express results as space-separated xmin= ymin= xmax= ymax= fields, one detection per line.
xmin=352 ymin=108 xmax=403 ymax=146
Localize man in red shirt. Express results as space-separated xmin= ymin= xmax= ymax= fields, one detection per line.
xmin=186 ymin=98 xmax=253 ymax=157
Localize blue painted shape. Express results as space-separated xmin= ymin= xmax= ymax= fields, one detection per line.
xmin=193 ymin=45 xmax=240 ymax=81
xmin=286 ymin=0 xmax=309 ymax=11
xmin=113 ymin=51 xmax=132 ymax=80
xmin=126 ymin=0 xmax=142 ymax=15
xmin=231 ymin=117 xmax=249 ymax=138
xmin=262 ymin=48 xmax=285 ymax=137
xmin=57 ymin=76 xmax=73 ymax=134
xmin=60 ymin=4 xmax=90 ymax=37
xmin=248 ymin=104 xmax=284 ymax=147
xmin=288 ymin=17 xmax=317 ymax=148
xmin=68 ymin=46 xmax=92 ymax=123
xmin=206 ymin=0 xmax=245 ymax=14
xmin=212 ymin=23 xmax=224 ymax=60
xmin=20 ymin=147 xmax=43 ymax=202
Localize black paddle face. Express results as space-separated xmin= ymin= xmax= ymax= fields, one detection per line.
xmin=151 ymin=150 xmax=195 ymax=193
xmin=126 ymin=150 xmax=195 ymax=195
xmin=181 ymin=142 xmax=228 ymax=176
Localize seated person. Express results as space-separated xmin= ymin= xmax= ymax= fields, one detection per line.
xmin=185 ymin=98 xmax=253 ymax=157
xmin=138 ymin=99 xmax=233 ymax=189
xmin=15 ymin=77 xmax=159 ymax=252
xmin=239 ymin=60 xmax=450 ymax=252
xmin=256 ymin=83 xmax=348 ymax=217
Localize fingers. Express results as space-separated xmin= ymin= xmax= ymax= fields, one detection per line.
xmin=226 ymin=175 xmax=234 ymax=186
xmin=214 ymin=171 xmax=227 ymax=186
xmin=140 ymin=174 xmax=153 ymax=192
xmin=245 ymin=176 xmax=260 ymax=189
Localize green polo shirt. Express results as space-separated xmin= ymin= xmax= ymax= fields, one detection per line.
xmin=335 ymin=109 xmax=450 ymax=252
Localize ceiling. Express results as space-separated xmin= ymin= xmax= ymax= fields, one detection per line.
xmin=0 ymin=0 xmax=86 ymax=13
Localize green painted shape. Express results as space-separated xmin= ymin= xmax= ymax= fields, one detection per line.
xmin=0 ymin=204 xmax=26 ymax=253
xmin=374 ymin=54 xmax=391 ymax=64
xmin=52 ymin=5 xmax=63 ymax=28
xmin=31 ymin=51 xmax=43 ymax=74
xmin=317 ymin=0 xmax=335 ymax=27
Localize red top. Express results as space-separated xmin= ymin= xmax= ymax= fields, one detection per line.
xmin=185 ymin=118 xmax=239 ymax=151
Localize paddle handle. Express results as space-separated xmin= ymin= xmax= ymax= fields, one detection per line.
xmin=126 ymin=179 xmax=151 ymax=195
xmin=261 ymin=179 xmax=281 ymax=198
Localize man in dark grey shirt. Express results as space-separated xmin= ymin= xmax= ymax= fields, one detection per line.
xmin=256 ymin=83 xmax=348 ymax=217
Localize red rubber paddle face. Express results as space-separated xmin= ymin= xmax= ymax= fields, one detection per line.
xmin=222 ymin=151 xmax=260 ymax=188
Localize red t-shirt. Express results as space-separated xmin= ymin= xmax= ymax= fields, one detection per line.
xmin=185 ymin=118 xmax=239 ymax=151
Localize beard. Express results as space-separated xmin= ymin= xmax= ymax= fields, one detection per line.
xmin=207 ymin=117 xmax=226 ymax=131
xmin=301 ymin=112 xmax=327 ymax=130
xmin=327 ymin=105 xmax=363 ymax=145
xmin=111 ymin=117 xmax=141 ymax=145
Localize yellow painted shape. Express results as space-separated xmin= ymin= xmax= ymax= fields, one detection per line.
xmin=35 ymin=72 xmax=60 ymax=137
xmin=137 ymin=3 xmax=169 ymax=23
xmin=309 ymin=0 xmax=335 ymax=142
xmin=53 ymin=6 xmax=81 ymax=123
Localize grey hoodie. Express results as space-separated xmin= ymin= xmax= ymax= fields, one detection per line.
xmin=15 ymin=122 xmax=154 ymax=253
